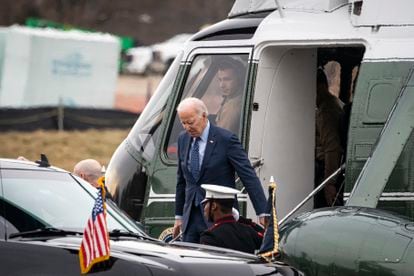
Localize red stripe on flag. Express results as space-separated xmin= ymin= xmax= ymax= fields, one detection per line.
xmin=97 ymin=216 xmax=105 ymax=253
xmin=85 ymin=220 xmax=93 ymax=264
xmin=97 ymin=214 xmax=109 ymax=255
xmin=93 ymin=223 xmax=103 ymax=258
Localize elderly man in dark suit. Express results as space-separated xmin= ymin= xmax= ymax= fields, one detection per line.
xmin=173 ymin=97 xmax=268 ymax=243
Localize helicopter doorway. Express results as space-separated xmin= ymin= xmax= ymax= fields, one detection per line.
xmin=249 ymin=45 xmax=364 ymax=219
xmin=249 ymin=47 xmax=317 ymax=219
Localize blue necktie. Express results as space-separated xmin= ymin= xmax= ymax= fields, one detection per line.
xmin=190 ymin=137 xmax=200 ymax=180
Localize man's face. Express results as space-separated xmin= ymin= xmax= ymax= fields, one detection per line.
xmin=178 ymin=106 xmax=207 ymax=137
xmin=218 ymin=68 xmax=239 ymax=97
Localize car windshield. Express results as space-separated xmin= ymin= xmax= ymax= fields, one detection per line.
xmin=0 ymin=169 xmax=145 ymax=237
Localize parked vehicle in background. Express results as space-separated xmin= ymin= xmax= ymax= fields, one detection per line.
xmin=0 ymin=157 xmax=301 ymax=275
xmin=122 ymin=46 xmax=153 ymax=75
xmin=151 ymin=33 xmax=193 ymax=74
xmin=122 ymin=33 xmax=192 ymax=75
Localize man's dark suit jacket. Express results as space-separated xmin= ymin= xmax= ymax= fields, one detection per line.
xmin=175 ymin=123 xmax=267 ymax=233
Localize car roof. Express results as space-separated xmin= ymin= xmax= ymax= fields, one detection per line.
xmin=0 ymin=158 xmax=68 ymax=173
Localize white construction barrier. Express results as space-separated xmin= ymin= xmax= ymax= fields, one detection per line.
xmin=0 ymin=26 xmax=120 ymax=108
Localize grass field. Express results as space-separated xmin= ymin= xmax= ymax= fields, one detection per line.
xmin=0 ymin=129 xmax=130 ymax=171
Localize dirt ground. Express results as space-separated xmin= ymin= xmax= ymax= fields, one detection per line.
xmin=0 ymin=129 xmax=129 ymax=171
xmin=114 ymin=74 xmax=162 ymax=113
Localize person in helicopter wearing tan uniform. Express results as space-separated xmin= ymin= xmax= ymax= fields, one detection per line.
xmin=215 ymin=58 xmax=246 ymax=135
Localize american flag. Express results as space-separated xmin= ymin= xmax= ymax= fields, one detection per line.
xmin=79 ymin=184 xmax=110 ymax=274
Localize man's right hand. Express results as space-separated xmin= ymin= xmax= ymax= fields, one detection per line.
xmin=259 ymin=216 xmax=269 ymax=229
xmin=173 ymin=218 xmax=182 ymax=238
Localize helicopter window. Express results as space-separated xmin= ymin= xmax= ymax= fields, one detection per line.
xmin=165 ymin=54 xmax=249 ymax=160
xmin=127 ymin=52 xmax=183 ymax=161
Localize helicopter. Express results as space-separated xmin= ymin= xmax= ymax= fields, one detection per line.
xmin=106 ymin=0 xmax=414 ymax=274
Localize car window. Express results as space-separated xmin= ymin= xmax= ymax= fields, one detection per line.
xmin=0 ymin=169 xmax=143 ymax=237
xmin=0 ymin=214 xmax=18 ymax=239
xmin=165 ymin=54 xmax=248 ymax=160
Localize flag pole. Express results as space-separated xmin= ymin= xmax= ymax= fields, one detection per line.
xmin=98 ymin=176 xmax=106 ymax=199
xmin=259 ymin=176 xmax=279 ymax=260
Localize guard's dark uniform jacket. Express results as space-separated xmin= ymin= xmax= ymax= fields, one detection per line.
xmin=200 ymin=215 xmax=263 ymax=254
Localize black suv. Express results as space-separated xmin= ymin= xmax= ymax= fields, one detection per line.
xmin=0 ymin=158 xmax=301 ymax=275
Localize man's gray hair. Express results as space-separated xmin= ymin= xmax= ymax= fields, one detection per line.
xmin=177 ymin=97 xmax=209 ymax=117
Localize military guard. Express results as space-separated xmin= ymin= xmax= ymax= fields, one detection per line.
xmin=200 ymin=184 xmax=263 ymax=254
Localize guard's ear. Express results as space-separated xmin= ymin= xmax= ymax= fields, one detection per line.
xmin=211 ymin=201 xmax=218 ymax=211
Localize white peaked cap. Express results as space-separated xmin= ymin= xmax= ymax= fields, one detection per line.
xmin=201 ymin=184 xmax=240 ymax=204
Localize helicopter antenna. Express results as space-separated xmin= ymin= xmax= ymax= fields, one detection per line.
xmin=274 ymin=0 xmax=285 ymax=18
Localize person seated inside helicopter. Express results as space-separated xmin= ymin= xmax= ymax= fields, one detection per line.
xmin=200 ymin=184 xmax=263 ymax=254
xmin=314 ymin=68 xmax=345 ymax=208
xmin=214 ymin=58 xmax=246 ymax=135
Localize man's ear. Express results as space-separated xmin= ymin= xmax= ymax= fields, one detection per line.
xmin=211 ymin=201 xmax=218 ymax=211
xmin=80 ymin=173 xmax=87 ymax=180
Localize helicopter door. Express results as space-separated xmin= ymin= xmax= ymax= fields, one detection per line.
xmin=248 ymin=47 xmax=317 ymax=219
